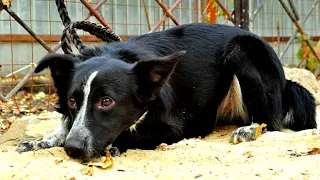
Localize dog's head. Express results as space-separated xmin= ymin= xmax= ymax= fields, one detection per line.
xmin=35 ymin=49 xmax=185 ymax=159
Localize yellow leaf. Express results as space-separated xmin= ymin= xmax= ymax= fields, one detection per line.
xmin=80 ymin=166 xmax=94 ymax=176
xmin=89 ymin=151 xmax=113 ymax=169
xmin=254 ymin=123 xmax=267 ymax=139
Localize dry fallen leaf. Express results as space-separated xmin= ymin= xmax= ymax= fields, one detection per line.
xmin=89 ymin=151 xmax=114 ymax=169
xmin=0 ymin=119 xmax=12 ymax=130
xmin=0 ymin=0 xmax=11 ymax=13
xmin=254 ymin=123 xmax=267 ymax=139
xmin=306 ymin=148 xmax=320 ymax=155
xmin=288 ymin=147 xmax=320 ymax=157
xmin=243 ymin=151 xmax=254 ymax=158
xmin=157 ymin=143 xmax=167 ymax=151
xmin=80 ymin=151 xmax=114 ymax=175
xmin=69 ymin=177 xmax=76 ymax=180
xmin=80 ymin=166 xmax=94 ymax=176
xmin=54 ymin=159 xmax=63 ymax=165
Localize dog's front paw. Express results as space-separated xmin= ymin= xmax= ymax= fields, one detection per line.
xmin=229 ymin=123 xmax=267 ymax=144
xmin=108 ymin=147 xmax=121 ymax=157
xmin=16 ymin=140 xmax=55 ymax=153
xmin=16 ymin=140 xmax=40 ymax=153
xmin=16 ymin=139 xmax=64 ymax=153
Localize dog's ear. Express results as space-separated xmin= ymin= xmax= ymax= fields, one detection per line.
xmin=35 ymin=53 xmax=79 ymax=87
xmin=132 ymin=51 xmax=186 ymax=101
xmin=35 ymin=53 xmax=79 ymax=115
xmin=35 ymin=53 xmax=77 ymax=74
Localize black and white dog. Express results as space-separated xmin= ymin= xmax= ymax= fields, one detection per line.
xmin=17 ymin=23 xmax=317 ymax=159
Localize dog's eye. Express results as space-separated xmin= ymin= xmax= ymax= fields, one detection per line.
xmin=101 ymin=97 xmax=113 ymax=107
xmin=68 ymin=98 xmax=77 ymax=108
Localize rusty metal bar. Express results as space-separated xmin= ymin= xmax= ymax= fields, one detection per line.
xmin=234 ymin=0 xmax=249 ymax=30
xmin=0 ymin=0 xmax=108 ymax=102
xmin=155 ymin=0 xmax=180 ymax=25
xmin=250 ymin=0 xmax=267 ymax=22
xmin=4 ymin=7 xmax=54 ymax=53
xmin=278 ymin=0 xmax=320 ymax=66
xmin=52 ymin=0 xmax=108 ymax=52
xmin=288 ymin=0 xmax=299 ymax=21
xmin=149 ymin=0 xmax=182 ymax=33
xmin=193 ymin=0 xmax=199 ymax=22
xmin=141 ymin=0 xmax=151 ymax=31
xmin=86 ymin=0 xmax=107 ymax=17
xmin=5 ymin=68 xmax=35 ymax=100
xmin=80 ymin=0 xmax=113 ymax=30
xmin=215 ymin=0 xmax=235 ymax=23
xmin=279 ymin=0 xmax=319 ymax=61
xmin=0 ymin=93 xmax=8 ymax=102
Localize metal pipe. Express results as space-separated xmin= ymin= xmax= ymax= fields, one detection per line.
xmin=0 ymin=0 xmax=109 ymax=102
xmin=250 ymin=0 xmax=267 ymax=22
xmin=149 ymin=0 xmax=182 ymax=32
xmin=155 ymin=0 xmax=180 ymax=25
xmin=4 ymin=7 xmax=54 ymax=53
xmin=278 ymin=0 xmax=320 ymax=66
xmin=52 ymin=0 xmax=108 ymax=52
xmin=141 ymin=0 xmax=151 ymax=31
xmin=215 ymin=0 xmax=235 ymax=23
xmin=279 ymin=0 xmax=319 ymax=60
xmin=80 ymin=0 xmax=112 ymax=30
xmin=5 ymin=68 xmax=35 ymax=100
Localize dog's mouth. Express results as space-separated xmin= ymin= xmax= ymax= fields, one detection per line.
xmin=96 ymin=111 xmax=149 ymax=157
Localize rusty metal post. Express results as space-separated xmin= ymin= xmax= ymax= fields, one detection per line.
xmin=155 ymin=0 xmax=180 ymax=25
xmin=234 ymin=0 xmax=249 ymax=31
xmin=4 ymin=7 xmax=54 ymax=53
xmin=149 ymin=0 xmax=182 ymax=33
xmin=0 ymin=0 xmax=109 ymax=102
xmin=80 ymin=0 xmax=113 ymax=30
xmin=52 ymin=0 xmax=108 ymax=52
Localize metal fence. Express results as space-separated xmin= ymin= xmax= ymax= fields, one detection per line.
xmin=249 ymin=0 xmax=320 ymax=65
xmin=0 ymin=0 xmax=320 ymax=117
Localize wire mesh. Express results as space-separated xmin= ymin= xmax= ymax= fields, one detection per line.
xmin=0 ymin=0 xmax=320 ymax=118
xmin=0 ymin=0 xmax=204 ymax=117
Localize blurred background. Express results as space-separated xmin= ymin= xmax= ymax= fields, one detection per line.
xmin=0 ymin=0 xmax=319 ymax=120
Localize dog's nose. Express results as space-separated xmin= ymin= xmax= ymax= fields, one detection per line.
xmin=64 ymin=139 xmax=86 ymax=158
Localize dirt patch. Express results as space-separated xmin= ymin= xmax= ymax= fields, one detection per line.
xmin=1 ymin=113 xmax=320 ymax=179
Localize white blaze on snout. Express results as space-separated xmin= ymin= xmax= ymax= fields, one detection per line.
xmin=66 ymin=71 xmax=98 ymax=141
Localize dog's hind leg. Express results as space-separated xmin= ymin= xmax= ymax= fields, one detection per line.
xmin=16 ymin=117 xmax=71 ymax=153
xmin=224 ymin=34 xmax=287 ymax=130
xmin=223 ymin=35 xmax=292 ymax=143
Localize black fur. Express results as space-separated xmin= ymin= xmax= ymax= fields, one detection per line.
xmin=32 ymin=23 xmax=316 ymax=159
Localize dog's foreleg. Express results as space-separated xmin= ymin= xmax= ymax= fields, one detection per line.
xmin=112 ymin=120 xmax=184 ymax=153
xmin=16 ymin=118 xmax=71 ymax=153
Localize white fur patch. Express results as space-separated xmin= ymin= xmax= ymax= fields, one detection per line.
xmin=66 ymin=71 xmax=98 ymax=140
xmin=283 ymin=108 xmax=294 ymax=127
xmin=217 ymin=75 xmax=248 ymax=124
xmin=42 ymin=119 xmax=69 ymax=146
xmin=129 ymin=111 xmax=148 ymax=132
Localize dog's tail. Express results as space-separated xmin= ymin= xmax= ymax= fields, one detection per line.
xmin=282 ymin=80 xmax=317 ymax=130
xmin=222 ymin=34 xmax=317 ymax=130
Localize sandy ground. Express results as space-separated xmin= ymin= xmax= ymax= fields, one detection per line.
xmin=1 ymin=67 xmax=320 ymax=180
xmin=1 ymin=112 xmax=320 ymax=180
